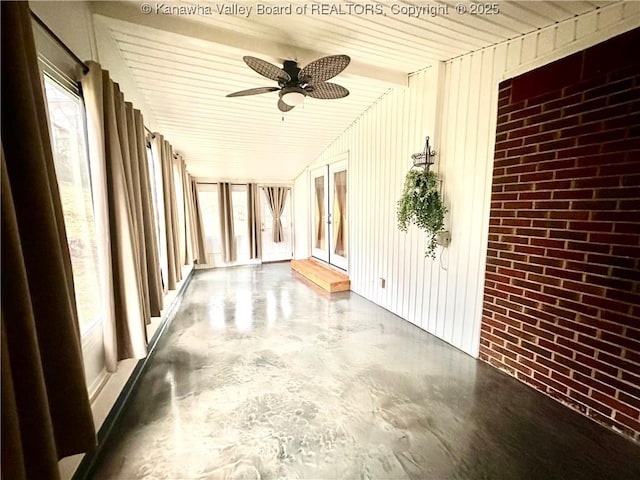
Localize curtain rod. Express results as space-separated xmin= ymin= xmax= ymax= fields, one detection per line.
xmin=145 ymin=126 xmax=155 ymax=138
xmin=30 ymin=10 xmax=90 ymax=74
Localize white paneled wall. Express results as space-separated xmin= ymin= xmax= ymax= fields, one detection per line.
xmin=293 ymin=3 xmax=639 ymax=357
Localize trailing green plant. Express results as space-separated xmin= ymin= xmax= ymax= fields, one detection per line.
xmin=397 ymin=168 xmax=447 ymax=258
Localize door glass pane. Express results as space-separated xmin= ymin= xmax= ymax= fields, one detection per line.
xmin=231 ymin=185 xmax=249 ymax=261
xmin=314 ymin=176 xmax=325 ymax=250
xmin=44 ymin=76 xmax=102 ymax=335
xmin=333 ymin=170 xmax=347 ymax=258
xmin=197 ymin=184 xmax=221 ymax=265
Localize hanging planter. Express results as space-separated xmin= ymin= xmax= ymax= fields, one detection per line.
xmin=397 ymin=168 xmax=447 ymax=259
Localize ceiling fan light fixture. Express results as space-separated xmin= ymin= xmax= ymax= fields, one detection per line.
xmin=280 ymin=86 xmax=306 ymax=106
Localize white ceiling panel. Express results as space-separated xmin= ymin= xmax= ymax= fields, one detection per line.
xmin=90 ymin=1 xmax=611 ymax=181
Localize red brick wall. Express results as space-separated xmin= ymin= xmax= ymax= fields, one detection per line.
xmin=481 ymin=29 xmax=640 ymax=442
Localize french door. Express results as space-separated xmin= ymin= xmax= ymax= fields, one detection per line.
xmin=310 ymin=159 xmax=348 ymax=270
xmin=261 ymin=186 xmax=292 ymax=262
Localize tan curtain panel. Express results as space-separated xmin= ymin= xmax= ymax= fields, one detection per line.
xmin=190 ymin=179 xmax=207 ymax=264
xmin=265 ymin=186 xmax=289 ymax=243
xmin=172 ymin=154 xmax=187 ymax=269
xmin=334 ymin=170 xmax=347 ymax=256
xmin=135 ymin=113 xmax=163 ymax=316
xmin=218 ymin=182 xmax=236 ymax=263
xmin=153 ymin=135 xmax=181 ymax=290
xmin=247 ymin=183 xmax=262 ymax=259
xmin=315 ymin=177 xmax=325 ymax=246
xmin=1 ymin=3 xmax=96 ymax=477
xmin=82 ymin=62 xmax=150 ymax=369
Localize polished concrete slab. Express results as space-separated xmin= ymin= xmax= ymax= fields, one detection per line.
xmin=91 ymin=263 xmax=640 ymax=479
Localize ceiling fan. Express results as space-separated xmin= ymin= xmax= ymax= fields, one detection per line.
xmin=226 ymin=55 xmax=351 ymax=112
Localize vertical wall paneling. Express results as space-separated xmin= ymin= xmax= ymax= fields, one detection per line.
xmin=293 ymin=5 xmax=638 ymax=357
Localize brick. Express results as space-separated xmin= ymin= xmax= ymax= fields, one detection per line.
xmin=561 ymin=122 xmax=603 ymax=138
xmin=544 ymin=268 xmax=582 ymax=283
xmin=555 ymin=168 xmax=599 ymax=182
xmin=582 ymin=78 xmax=634 ymax=101
xmin=563 ymin=97 xmax=608 ymax=117
xmin=600 ymin=310 xmax=639 ymax=328
xmin=595 ymin=371 xmax=640 ymax=399
xmin=582 ymin=104 xmax=630 ymax=123
xmin=520 ymin=191 xmax=553 ymax=200
xmin=511 ymin=279 xmax=543 ymax=292
xmin=538 ymin=138 xmax=577 ymax=152
xmin=576 ymin=315 xmax=624 ymax=335
xmin=568 ymin=221 xmax=614 ymax=232
xmin=552 ymin=189 xmax=595 ymax=200
xmin=507 ymin=146 xmax=538 ymax=157
xmin=541 ymin=117 xmax=579 ymax=132
xmin=496 ymin=138 xmax=524 ymax=151
xmin=510 ymin=104 xmax=543 ymax=121
xmin=550 ymin=371 xmax=590 ymax=394
xmin=569 ymin=390 xmax=613 ymax=417
xmin=531 ymin=220 xmax=567 ymax=229
xmin=507 ymin=125 xmax=541 ymax=139
xmin=614 ymin=412 xmax=640 ymax=432
xmin=573 ymin=352 xmax=617 ymax=376
xmin=586 ymin=254 xmax=635 ymax=269
xmin=598 ymin=351 xmax=638 ymax=372
xmin=549 ymin=230 xmax=589 ymax=242
xmin=573 ymin=371 xmax=617 ymax=397
xmin=571 ymin=200 xmax=618 ymax=210
xmin=561 ymin=281 xmax=602 ymax=297
xmin=591 ymin=392 xmax=640 ymax=420
xmin=595 ymin=187 xmax=640 ymax=199
xmin=535 ymin=180 xmax=572 ymax=191
xmin=521 ymin=357 xmax=552 ymax=375
xmin=577 ymin=129 xmax=627 ymax=147
xmin=540 ymin=305 xmax=577 ymax=322
xmin=528 ymin=256 xmax=563 ymax=268
xmin=566 ymin=261 xmax=609 ymax=276
xmin=619 ymin=392 xmax=640 ymax=411
xmin=567 ymin=241 xmax=610 ymax=254
xmin=534 ymin=200 xmax=570 ymax=210
xmin=522 ymin=323 xmax=555 ymax=341
xmin=543 ymin=93 xmax=583 ymax=112
xmin=505 ymin=163 xmax=537 ymax=175
xmin=531 ymin=238 xmax=567 ymax=249
xmin=534 ymin=372 xmax=569 ymax=394
xmin=574 ymin=176 xmax=620 ymax=189
xmin=497 ymin=118 xmax=525 ymax=134
xmin=600 ymin=138 xmax=640 ymax=153
xmin=583 ymin=294 xmax=631 ymax=314
xmin=546 ymin=249 xmax=586 ymax=261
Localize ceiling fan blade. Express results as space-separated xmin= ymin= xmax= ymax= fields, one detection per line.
xmin=305 ymin=82 xmax=349 ymax=100
xmin=300 ymin=55 xmax=350 ymax=85
xmin=243 ymin=56 xmax=291 ymax=83
xmin=278 ymin=98 xmax=295 ymax=112
xmin=226 ymin=87 xmax=280 ymax=97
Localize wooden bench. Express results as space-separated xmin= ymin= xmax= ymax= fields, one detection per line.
xmin=290 ymin=258 xmax=350 ymax=293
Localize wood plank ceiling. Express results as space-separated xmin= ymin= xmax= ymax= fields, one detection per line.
xmin=91 ymin=1 xmax=611 ymax=181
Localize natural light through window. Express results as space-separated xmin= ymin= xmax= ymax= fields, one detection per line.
xmin=44 ymin=76 xmax=102 ymax=336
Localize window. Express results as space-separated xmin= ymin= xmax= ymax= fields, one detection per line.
xmin=231 ymin=184 xmax=249 ymax=261
xmin=198 ymin=183 xmax=221 ymax=265
xmin=43 ymin=75 xmax=102 ymax=335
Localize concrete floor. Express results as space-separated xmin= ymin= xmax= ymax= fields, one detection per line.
xmin=91 ymin=263 xmax=640 ymax=479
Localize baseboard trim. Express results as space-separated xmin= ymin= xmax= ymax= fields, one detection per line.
xmin=72 ymin=268 xmax=195 ymax=480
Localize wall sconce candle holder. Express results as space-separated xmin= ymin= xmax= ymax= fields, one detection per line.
xmin=411 ymin=136 xmax=436 ymax=170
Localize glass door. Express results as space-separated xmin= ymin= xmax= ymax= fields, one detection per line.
xmin=310 ymin=160 xmax=348 ymax=270
xmin=311 ymin=166 xmax=329 ymax=262
xmin=328 ymin=160 xmax=348 ymax=270
xmin=261 ymin=187 xmax=292 ymax=262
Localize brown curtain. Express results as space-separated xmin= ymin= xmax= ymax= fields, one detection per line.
xmin=218 ymin=182 xmax=236 ymax=263
xmin=265 ymin=186 xmax=288 ymax=243
xmin=334 ymin=170 xmax=347 ymax=256
xmin=179 ymin=157 xmax=197 ymax=266
xmin=152 ymin=135 xmax=181 ymax=290
xmin=1 ymin=2 xmax=96 ymax=477
xmin=247 ymin=183 xmax=262 ymax=259
xmin=173 ymin=154 xmax=186 ymax=268
xmin=82 ymin=62 xmax=149 ymax=369
xmin=315 ymin=177 xmax=325 ymax=247
xmin=135 ymin=113 xmax=163 ymax=316
xmin=191 ymin=180 xmax=207 ymax=264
